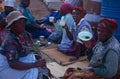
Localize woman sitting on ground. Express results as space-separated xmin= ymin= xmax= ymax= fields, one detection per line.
xmin=68 ymin=18 xmax=120 ymax=79
xmin=0 ymin=11 xmax=51 ymax=79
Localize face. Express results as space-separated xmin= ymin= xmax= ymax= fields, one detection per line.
xmin=72 ymin=9 xmax=84 ymax=24
xmin=11 ymin=18 xmax=26 ymax=34
xmin=5 ymin=6 xmax=14 ymax=14
xmin=21 ymin=0 xmax=30 ymax=7
xmin=97 ymin=22 xmax=112 ymax=42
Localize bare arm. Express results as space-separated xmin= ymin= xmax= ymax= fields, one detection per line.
xmin=9 ymin=59 xmax=46 ymax=70
xmin=63 ymin=24 xmax=73 ymax=40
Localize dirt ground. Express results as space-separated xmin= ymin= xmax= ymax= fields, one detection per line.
xmin=15 ymin=0 xmax=50 ymax=19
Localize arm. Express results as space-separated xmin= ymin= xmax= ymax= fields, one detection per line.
xmin=4 ymin=40 xmax=45 ymax=70
xmin=63 ymin=24 xmax=73 ymax=40
xmin=93 ymin=50 xmax=119 ymax=78
xmin=63 ymin=14 xmax=74 ymax=40
xmin=9 ymin=59 xmax=46 ymax=70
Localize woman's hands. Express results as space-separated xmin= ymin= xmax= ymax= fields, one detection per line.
xmin=34 ymin=59 xmax=46 ymax=67
xmin=68 ymin=70 xmax=95 ymax=79
xmin=83 ymin=40 xmax=93 ymax=50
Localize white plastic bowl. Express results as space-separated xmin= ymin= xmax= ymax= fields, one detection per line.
xmin=78 ymin=31 xmax=93 ymax=41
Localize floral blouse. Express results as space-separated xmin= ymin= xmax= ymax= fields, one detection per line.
xmin=1 ymin=31 xmax=34 ymax=62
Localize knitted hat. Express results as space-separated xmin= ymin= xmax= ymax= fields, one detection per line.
xmin=6 ymin=11 xmax=27 ymax=28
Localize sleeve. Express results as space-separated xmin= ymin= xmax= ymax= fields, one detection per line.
xmin=93 ymin=50 xmax=119 ymax=78
xmin=4 ymin=40 xmax=19 ymax=62
xmin=65 ymin=14 xmax=75 ymax=33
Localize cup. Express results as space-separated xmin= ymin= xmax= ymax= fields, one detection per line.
xmin=39 ymin=35 xmax=45 ymax=41
xmin=59 ymin=20 xmax=65 ymax=26
xmin=49 ymin=16 xmax=55 ymax=22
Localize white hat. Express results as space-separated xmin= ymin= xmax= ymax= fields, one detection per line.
xmin=78 ymin=31 xmax=93 ymax=41
xmin=6 ymin=11 xmax=27 ymax=28
xmin=4 ymin=0 xmax=16 ymax=7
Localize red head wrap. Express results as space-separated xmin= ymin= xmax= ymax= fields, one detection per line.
xmin=99 ymin=18 xmax=118 ymax=30
xmin=73 ymin=6 xmax=85 ymax=18
xmin=60 ymin=3 xmax=74 ymax=14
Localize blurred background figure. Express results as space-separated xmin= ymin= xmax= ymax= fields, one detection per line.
xmin=0 ymin=0 xmax=4 ymax=12
xmin=17 ymin=0 xmax=51 ymax=38
xmin=0 ymin=0 xmax=16 ymax=19
xmin=0 ymin=0 xmax=16 ymax=45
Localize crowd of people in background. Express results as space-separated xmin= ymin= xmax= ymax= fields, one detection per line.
xmin=0 ymin=0 xmax=120 ymax=79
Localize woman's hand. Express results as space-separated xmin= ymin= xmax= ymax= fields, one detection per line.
xmin=83 ymin=40 xmax=93 ymax=50
xmin=34 ymin=59 xmax=46 ymax=67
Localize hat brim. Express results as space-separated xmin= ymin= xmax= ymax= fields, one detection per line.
xmin=78 ymin=31 xmax=93 ymax=41
xmin=6 ymin=16 xmax=27 ymax=28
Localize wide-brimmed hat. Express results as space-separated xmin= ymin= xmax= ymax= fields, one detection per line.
xmin=78 ymin=31 xmax=93 ymax=41
xmin=6 ymin=11 xmax=27 ymax=28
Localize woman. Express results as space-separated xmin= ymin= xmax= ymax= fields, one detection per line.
xmin=57 ymin=3 xmax=75 ymax=54
xmin=69 ymin=18 xmax=120 ymax=79
xmin=0 ymin=11 xmax=50 ymax=79
xmin=69 ymin=6 xmax=90 ymax=61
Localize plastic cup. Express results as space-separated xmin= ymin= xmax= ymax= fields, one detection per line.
xmin=60 ymin=20 xmax=65 ymax=26
xmin=49 ymin=16 xmax=55 ymax=22
xmin=39 ymin=36 xmax=45 ymax=41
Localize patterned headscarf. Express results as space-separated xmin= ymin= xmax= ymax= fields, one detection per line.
xmin=60 ymin=3 xmax=74 ymax=14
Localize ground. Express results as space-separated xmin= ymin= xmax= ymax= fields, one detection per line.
xmin=15 ymin=0 xmax=50 ymax=19
xmin=15 ymin=0 xmax=89 ymax=78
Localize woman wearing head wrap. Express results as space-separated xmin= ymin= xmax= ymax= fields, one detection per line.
xmin=57 ymin=3 xmax=75 ymax=54
xmin=69 ymin=18 xmax=120 ymax=78
xmin=68 ymin=5 xmax=93 ymax=61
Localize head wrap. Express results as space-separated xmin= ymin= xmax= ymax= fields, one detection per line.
xmin=60 ymin=3 xmax=74 ymax=14
xmin=73 ymin=6 xmax=85 ymax=18
xmin=4 ymin=0 xmax=16 ymax=7
xmin=99 ymin=18 xmax=118 ymax=30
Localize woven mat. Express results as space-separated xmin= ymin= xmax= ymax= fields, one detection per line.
xmin=41 ymin=44 xmax=88 ymax=66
